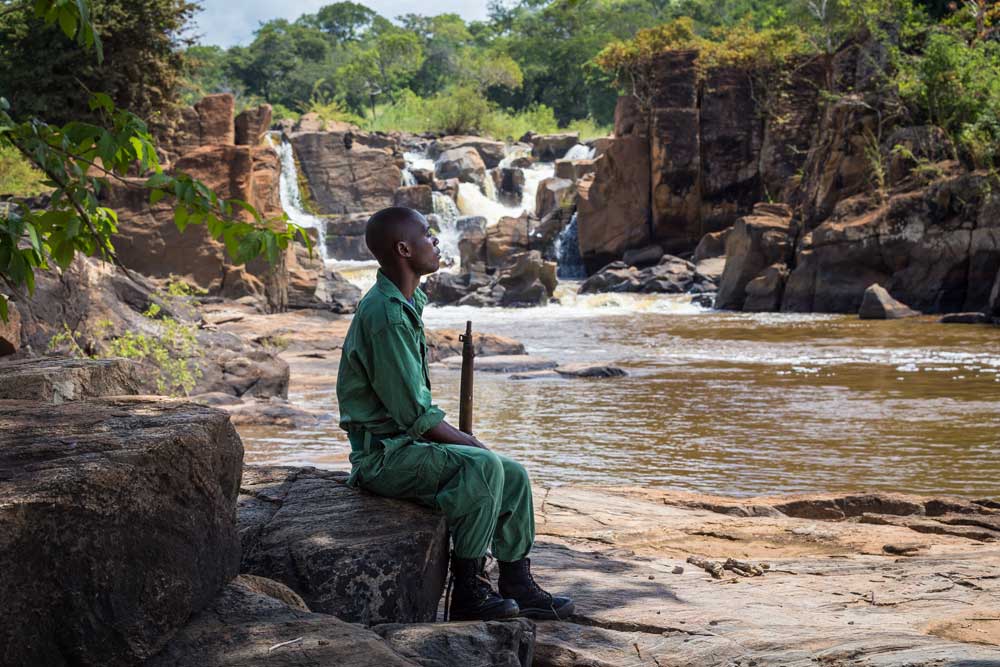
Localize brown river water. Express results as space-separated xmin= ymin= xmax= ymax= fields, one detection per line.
xmin=239 ymin=276 xmax=1000 ymax=499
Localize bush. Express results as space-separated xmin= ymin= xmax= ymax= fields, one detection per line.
xmin=0 ymin=145 xmax=49 ymax=196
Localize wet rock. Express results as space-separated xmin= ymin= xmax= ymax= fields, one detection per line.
xmin=555 ymin=363 xmax=628 ymax=378
xmin=497 ymin=167 xmax=525 ymax=205
xmin=425 ymin=329 xmax=525 ymax=363
xmin=743 ymin=263 xmax=789 ymax=313
xmin=373 ymin=619 xmax=536 ymax=667
xmin=509 ymin=370 xmax=562 ymax=380
xmin=693 ymin=229 xmax=729 ymax=262
xmin=0 ymin=304 xmax=21 ymax=356
xmin=576 ymin=136 xmax=651 ymax=273
xmin=441 ymin=354 xmax=558 ymax=373
xmin=235 ymin=104 xmax=273 ymax=145
xmin=209 ymin=396 xmax=328 ymax=427
xmin=858 ymin=283 xmax=920 ymax=319
xmin=579 ymin=255 xmax=703 ymax=294
xmin=529 ymin=132 xmax=579 ymax=161
xmin=432 ymin=176 xmax=460 ymax=200
xmin=715 ymin=204 xmax=795 ymax=310
xmin=411 ymin=167 xmax=434 ymax=185
xmin=423 ymin=271 xmax=492 ymax=306
xmin=0 ymin=357 xmax=140 ymax=403
xmin=291 ymin=131 xmax=400 ymax=214
xmin=695 ymin=256 xmax=726 ymax=283
xmin=622 ymin=244 xmax=664 ymax=268
xmin=428 ymin=136 xmax=506 ymax=169
xmin=238 ymin=466 xmax=449 ymax=625
xmin=148 ymin=575 xmax=418 ymax=667
xmin=0 ymin=398 xmax=243 ymax=667
xmin=496 ymin=250 xmax=557 ymax=307
xmin=434 ymin=146 xmax=487 ymax=186
xmin=394 ymin=184 xmax=433 ymax=214
xmin=486 ymin=214 xmax=533 ymax=267
xmin=325 ymin=212 xmax=374 ymax=260
xmin=555 ymin=158 xmax=596 ymax=181
xmin=939 ymin=312 xmax=992 ymax=324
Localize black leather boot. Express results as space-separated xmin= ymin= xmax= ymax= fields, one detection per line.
xmin=448 ymin=555 xmax=520 ymax=621
xmin=498 ymin=558 xmax=575 ymax=620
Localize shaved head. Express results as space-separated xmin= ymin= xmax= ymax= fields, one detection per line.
xmin=365 ymin=207 xmax=425 ymax=264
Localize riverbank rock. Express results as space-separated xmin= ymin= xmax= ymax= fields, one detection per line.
xmin=440 ymin=354 xmax=557 ymax=373
xmin=527 ymin=132 xmax=579 ymax=161
xmin=535 ymin=176 xmax=575 ymax=218
xmin=425 ymin=329 xmax=526 ymax=363
xmin=579 ymin=255 xmax=715 ymax=295
xmin=0 ymin=397 xmax=243 ymax=666
xmin=325 ymin=212 xmax=374 ymax=260
xmin=148 ymin=575 xmax=419 ymax=667
xmin=496 ymin=167 xmax=525 ymax=205
xmin=555 ymin=363 xmax=628 ymax=378
xmin=373 ymin=620 xmax=536 ymax=667
xmin=939 ymin=312 xmax=993 ymax=324
xmin=0 ymin=357 xmax=140 ymax=403
xmin=393 ymin=184 xmax=433 ymax=214
xmin=435 ymin=146 xmax=487 ymax=186
xmin=291 ymin=131 xmax=401 ymax=214
xmin=858 ymin=283 xmax=921 ymax=319
xmin=424 ymin=248 xmax=557 ymax=308
xmin=428 ymin=136 xmax=506 ymax=169
xmin=238 ymin=466 xmax=449 ymax=625
xmin=715 ymin=203 xmax=796 ymax=310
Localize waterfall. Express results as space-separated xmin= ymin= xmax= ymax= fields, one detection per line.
xmin=563 ymin=144 xmax=596 ymax=161
xmin=556 ymin=213 xmax=586 ymax=279
xmin=273 ymin=134 xmax=328 ymax=262
xmin=401 ymin=169 xmax=416 ymax=186
xmin=432 ymin=191 xmax=461 ymax=263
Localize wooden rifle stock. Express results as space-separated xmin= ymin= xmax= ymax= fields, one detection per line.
xmin=458 ymin=320 xmax=474 ymax=435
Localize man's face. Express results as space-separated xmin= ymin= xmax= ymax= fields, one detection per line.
xmin=405 ymin=215 xmax=441 ymax=275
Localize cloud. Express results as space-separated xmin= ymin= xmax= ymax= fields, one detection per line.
xmin=191 ymin=0 xmax=492 ymax=48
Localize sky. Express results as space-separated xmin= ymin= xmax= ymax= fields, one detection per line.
xmin=191 ymin=0 xmax=494 ymax=48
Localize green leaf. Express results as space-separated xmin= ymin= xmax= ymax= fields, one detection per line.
xmin=0 ymin=294 xmax=7 ymax=324
xmin=149 ymin=189 xmax=166 ymax=206
xmin=89 ymin=93 xmax=114 ymax=113
xmin=58 ymin=9 xmax=77 ymax=39
xmin=173 ymin=205 xmax=189 ymax=233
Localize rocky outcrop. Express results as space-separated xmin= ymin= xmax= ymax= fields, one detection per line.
xmin=575 ymin=136 xmax=651 ymax=273
xmin=579 ymin=255 xmax=717 ymax=295
xmin=496 ymin=167 xmax=525 ymax=205
xmin=287 ymin=240 xmax=361 ymax=312
xmin=526 ymin=132 xmax=579 ymax=161
xmin=373 ymin=620 xmax=536 ymax=667
xmin=425 ymin=329 xmax=526 ymax=363
xmin=858 ymin=283 xmax=920 ymax=319
xmin=393 ymin=184 xmax=433 ymax=214
xmin=290 ymin=131 xmax=401 ymax=214
xmin=235 ymin=104 xmax=273 ymax=146
xmin=428 ymin=136 xmax=506 ymax=169
xmin=149 ymin=575 xmax=420 ymax=667
xmin=0 ymin=396 xmax=243 ymax=667
xmin=325 ymin=212 xmax=374 ymax=260
xmin=554 ymin=159 xmax=596 ymax=181
xmin=534 ymin=176 xmax=575 ymax=218
xmin=0 ymin=304 xmax=21 ymax=356
xmin=715 ymin=203 xmax=796 ymax=311
xmin=0 ymin=357 xmax=140 ymax=403
xmin=238 ymin=466 xmax=449 ymax=625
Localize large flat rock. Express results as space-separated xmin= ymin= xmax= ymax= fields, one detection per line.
xmin=527 ymin=486 xmax=1000 ymax=666
xmin=148 ymin=575 xmax=419 ymax=667
xmin=238 ymin=465 xmax=449 ymax=625
xmin=0 ymin=398 xmax=243 ymax=666
xmin=373 ymin=619 xmax=536 ymax=667
xmin=0 ymin=357 xmax=140 ymax=403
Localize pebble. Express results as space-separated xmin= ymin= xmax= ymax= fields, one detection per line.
xmin=672 ymin=565 xmax=685 ymax=574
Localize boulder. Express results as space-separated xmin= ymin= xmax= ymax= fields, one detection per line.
xmin=194 ymin=331 xmax=290 ymax=399
xmin=457 ymin=217 xmax=488 ymax=272
xmin=422 ymin=271 xmax=492 ymax=306
xmin=0 ymin=357 xmax=140 ymax=403
xmin=291 ymin=132 xmax=401 ymax=214
xmin=554 ymin=159 xmax=596 ymax=181
xmin=411 ymin=167 xmax=434 ymax=185
xmin=743 ymin=263 xmax=789 ymax=312
xmin=497 ymin=167 xmax=525 ymax=205
xmin=622 ymin=245 xmax=664 ymax=268
xmin=530 ymin=132 xmax=579 ymax=161
xmin=576 ymin=136 xmax=651 ymax=273
xmin=425 ymin=329 xmax=526 ymax=363
xmin=858 ymin=284 xmax=920 ymax=319
xmin=0 ymin=398 xmax=243 ymax=667
xmin=373 ymin=620 xmax=536 ymax=667
xmin=579 ymin=255 xmax=701 ymax=294
xmin=486 ymin=214 xmax=533 ymax=267
xmin=589 ymin=137 xmax=614 ymax=158
xmin=939 ymin=312 xmax=991 ymax=324
xmin=238 ymin=466 xmax=449 ymax=625
xmin=325 ymin=212 xmax=375 ymax=260
xmin=0 ymin=304 xmax=21 ymax=356
xmin=496 ymin=250 xmax=557 ymax=307
xmin=434 ymin=147 xmax=487 ymax=186
xmin=534 ymin=176 xmax=575 ymax=218
xmin=693 ymin=229 xmax=729 ymax=262
xmin=694 ymin=256 xmax=726 ymax=284
xmin=715 ymin=204 xmax=795 ymax=310
xmin=194 ymin=93 xmax=236 ymax=146
xmin=555 ymin=363 xmax=628 ymax=378
xmin=428 ymin=136 xmax=506 ymax=169
xmin=148 ymin=575 xmax=419 ymax=667
xmin=235 ymin=104 xmax=273 ymax=145
xmin=432 ymin=177 xmax=460 ymax=200
xmin=394 ymin=184 xmax=433 ymax=214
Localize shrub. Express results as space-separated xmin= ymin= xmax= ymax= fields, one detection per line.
xmin=0 ymin=145 xmax=49 ymax=196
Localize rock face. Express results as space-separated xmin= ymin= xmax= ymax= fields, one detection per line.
xmin=534 ymin=176 xmax=575 ymax=218
xmin=373 ymin=620 xmax=536 ymax=667
xmin=434 ymin=146 xmax=487 ymax=186
xmin=290 ymin=130 xmax=401 ymax=214
xmin=0 ymin=304 xmax=21 ymax=356
xmin=0 ymin=357 xmax=140 ymax=403
xmin=149 ymin=575 xmax=420 ymax=667
xmin=428 ymin=136 xmax=506 ymax=169
xmin=528 ymin=132 xmax=579 ymax=161
xmin=235 ymin=104 xmax=273 ymax=146
xmin=238 ymin=466 xmax=449 ymax=625
xmin=325 ymin=212 xmax=374 ymax=260
xmin=858 ymin=283 xmax=920 ymax=319
xmin=715 ymin=203 xmax=796 ymax=311
xmin=0 ymin=396 xmax=243 ymax=667
xmin=575 ymin=136 xmax=651 ymax=273
xmin=394 ymin=184 xmax=433 ymax=214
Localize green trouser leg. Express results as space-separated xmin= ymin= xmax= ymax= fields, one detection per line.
xmin=350 ymin=440 xmax=535 ymax=561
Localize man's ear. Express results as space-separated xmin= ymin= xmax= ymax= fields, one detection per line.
xmin=396 ymin=240 xmax=412 ymax=258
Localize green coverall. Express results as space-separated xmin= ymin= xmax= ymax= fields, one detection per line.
xmin=336 ymin=270 xmax=535 ymax=561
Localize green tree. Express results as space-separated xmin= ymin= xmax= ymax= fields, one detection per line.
xmin=337 ymin=24 xmax=424 ymax=116
xmin=301 ymin=1 xmax=376 ymax=42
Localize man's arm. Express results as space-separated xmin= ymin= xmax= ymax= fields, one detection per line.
xmin=422 ymin=419 xmax=488 ymax=449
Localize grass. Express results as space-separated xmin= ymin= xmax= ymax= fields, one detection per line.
xmin=0 ymin=145 xmax=50 ymax=196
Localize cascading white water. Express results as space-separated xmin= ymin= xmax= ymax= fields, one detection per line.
xmin=431 ymin=191 xmax=461 ymax=263
xmin=563 ymin=144 xmax=596 ymax=161
xmin=272 ymin=134 xmax=328 ymax=262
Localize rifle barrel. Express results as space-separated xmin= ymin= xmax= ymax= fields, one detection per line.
xmin=458 ymin=320 xmax=475 ymax=434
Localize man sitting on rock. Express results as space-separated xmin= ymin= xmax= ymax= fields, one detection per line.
xmin=336 ymin=206 xmax=574 ymax=622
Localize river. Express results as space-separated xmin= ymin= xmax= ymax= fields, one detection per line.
xmin=242 ymin=139 xmax=1000 ymax=499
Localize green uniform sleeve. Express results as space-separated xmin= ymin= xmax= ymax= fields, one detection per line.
xmin=368 ymin=323 xmax=446 ymax=439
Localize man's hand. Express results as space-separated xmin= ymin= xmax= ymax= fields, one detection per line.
xmin=422 ymin=419 xmax=489 ymax=449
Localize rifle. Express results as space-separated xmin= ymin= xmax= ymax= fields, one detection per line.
xmin=458 ymin=320 xmax=475 ymax=435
